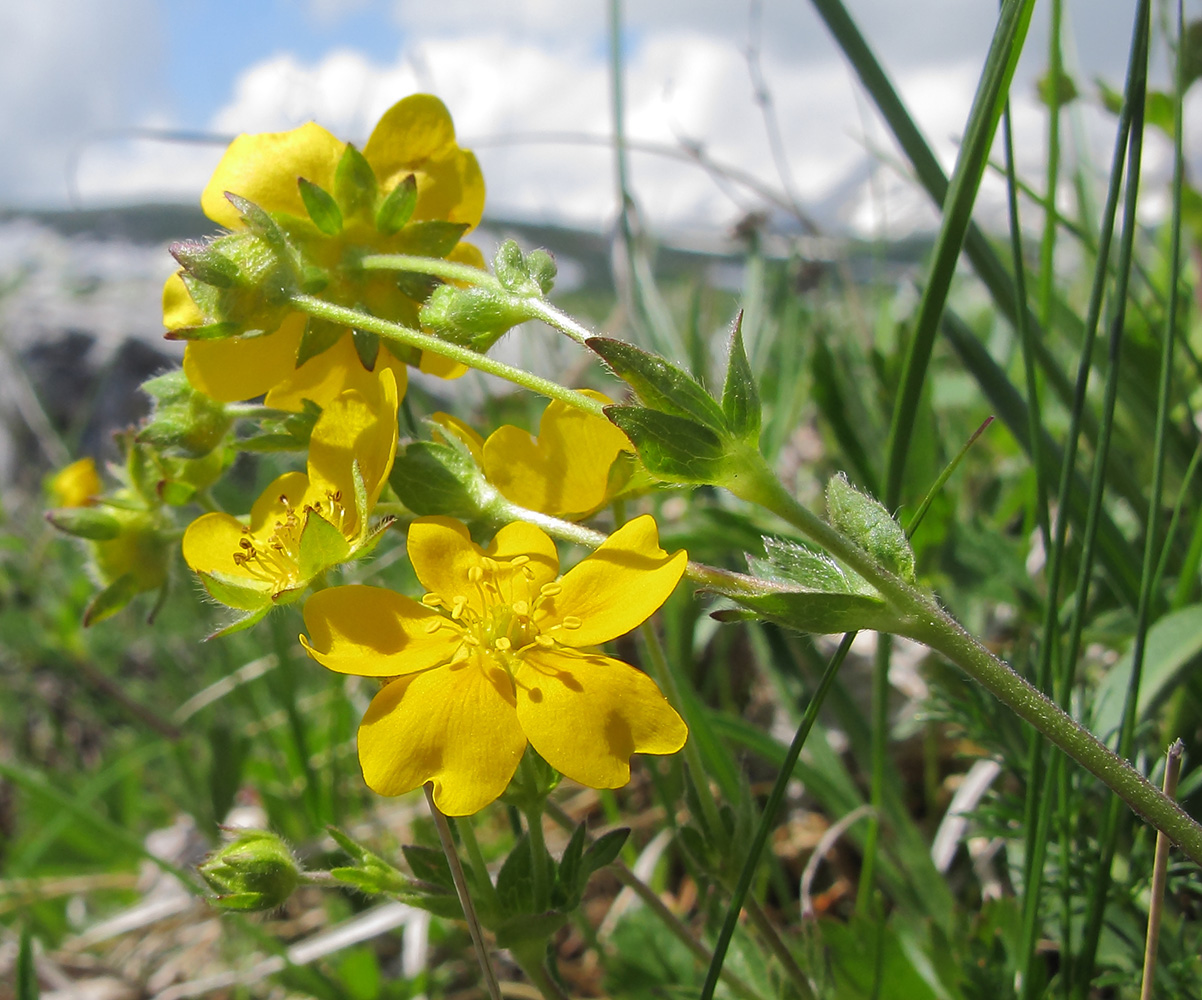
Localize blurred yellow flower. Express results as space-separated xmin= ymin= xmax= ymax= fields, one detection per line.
xmin=183 ymin=369 xmax=399 ymax=615
xmin=433 ymin=390 xmax=636 ymax=518
xmin=301 ymin=514 xmax=688 ymax=815
xmin=48 ymin=457 xmax=102 ymax=508
xmin=164 ymin=94 xmax=484 ymax=411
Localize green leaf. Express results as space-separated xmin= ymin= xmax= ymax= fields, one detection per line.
xmin=352 ymin=328 xmax=380 ymax=369
xmin=494 ymin=912 xmax=568 ymax=951
xmin=589 ymin=337 xmax=728 ymax=432
xmin=334 ymin=143 xmax=378 ymax=219
xmin=83 ymin=573 xmax=142 ymax=626
xmin=298 ymin=316 xmax=345 ymax=366
xmin=604 ymin=406 xmax=726 ymax=484
xmin=17 ymin=925 xmax=37 ymax=1000
xmin=376 ymin=173 xmax=418 ymax=235
xmin=554 ymin=823 xmax=587 ymax=909
xmin=583 ymin=828 xmax=630 ymax=874
xmin=712 ymin=590 xmax=897 ymax=636
xmin=826 ymin=472 xmax=916 ymax=582
xmin=298 ymin=177 xmax=343 ymax=235
xmin=1093 ymin=604 xmax=1202 ymax=738
xmin=402 ymin=844 xmax=455 ymax=891
xmin=327 ymin=825 xmax=368 ymax=863
xmin=394 ymin=220 xmax=470 ymax=258
xmin=298 ymin=513 xmax=352 ymax=580
xmin=496 ymin=834 xmax=535 ymax=918
xmin=46 ymin=506 xmax=122 ymax=540
xmin=748 ymin=536 xmax=877 ymax=597
xmin=720 ymin=312 xmax=761 ymax=443
xmin=389 ymin=441 xmax=485 ymax=519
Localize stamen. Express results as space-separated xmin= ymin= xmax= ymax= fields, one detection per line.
xmin=467 ymin=566 xmax=484 ymax=583
xmin=539 ymin=583 xmax=562 ymax=597
xmin=494 ymin=637 xmax=512 ymax=652
xmin=561 ymin=616 xmax=582 ymax=630
xmin=509 ymin=555 xmax=530 ymax=567
xmin=450 ymin=595 xmax=468 ymax=620
xmin=512 ymin=600 xmax=529 ymax=616
xmin=421 ymin=593 xmax=443 ymax=607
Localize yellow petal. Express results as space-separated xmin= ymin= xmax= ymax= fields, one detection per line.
xmin=183 ymin=314 xmax=307 ymax=404
xmin=162 ymin=272 xmax=204 ymax=330
xmin=202 ymin=122 xmax=345 ymax=230
xmin=483 ymin=391 xmax=632 ymax=517
xmin=301 ymin=584 xmax=463 ymax=677
xmin=405 ymin=517 xmax=486 ymax=614
xmin=306 ymin=368 xmax=399 ymax=537
xmin=182 ymin=511 xmax=257 ymax=577
xmin=357 ymin=656 xmax=525 ymax=815
xmin=485 ymin=521 xmax=560 ymax=593
xmin=49 ymin=458 xmax=101 ymax=509
xmin=515 ymin=647 xmax=686 ymax=789
xmin=249 ymin=471 xmax=311 ymax=532
xmin=263 ymin=333 xmax=409 ymax=413
xmin=430 ymin=412 xmax=486 ymax=466
xmin=363 ymin=94 xmax=485 ymax=229
xmin=536 ymin=515 xmax=686 ymax=647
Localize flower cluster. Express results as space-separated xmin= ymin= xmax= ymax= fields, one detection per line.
xmin=45 ymin=93 xmax=690 ymax=816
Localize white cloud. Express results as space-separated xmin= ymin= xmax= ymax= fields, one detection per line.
xmin=0 ymin=0 xmax=165 ymax=206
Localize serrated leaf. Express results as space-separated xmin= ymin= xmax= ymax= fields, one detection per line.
xmin=748 ymin=536 xmax=877 ymax=598
xmin=713 ymin=590 xmax=898 ymax=636
xmin=826 ymin=473 xmax=915 ymax=582
xmin=496 ymin=834 xmax=535 ymax=917
xmin=376 ymin=173 xmax=418 ymax=235
xmin=298 ymin=317 xmax=345 ymax=366
xmin=83 ymin=573 xmax=142 ymax=626
xmin=583 ymin=828 xmax=630 ymax=874
xmin=402 ymin=844 xmax=455 ymax=891
xmin=298 ymin=177 xmax=343 ymax=235
xmin=389 ymin=441 xmax=484 ymax=518
xmin=589 ymin=337 xmax=728 ymax=432
xmin=720 ymin=313 xmax=760 ymax=442
xmin=334 ymin=143 xmax=378 ymax=219
xmin=352 ymin=329 xmax=380 ymax=368
xmin=395 ymin=220 xmax=470 ymax=258
xmin=604 ymin=405 xmax=726 ymax=484
xmin=298 ymin=512 xmax=352 ymax=581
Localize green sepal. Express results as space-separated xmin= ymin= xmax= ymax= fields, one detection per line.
xmin=826 ymin=473 xmax=916 ymax=582
xmin=298 ymin=513 xmax=352 ymax=581
xmin=393 ymin=220 xmax=470 ymax=258
xmin=205 ymin=606 xmax=272 ymax=640
xmin=138 ymin=370 xmax=232 ymax=458
xmin=163 ymin=320 xmax=242 ymax=342
xmin=46 ymin=506 xmax=122 ymax=541
xmin=712 ymin=591 xmax=898 ymax=636
xmin=297 ymin=316 xmax=345 ymax=366
xmin=419 ymin=283 xmax=529 ymax=350
xmin=195 ymin=570 xmax=273 ymax=614
xmin=297 ymin=177 xmax=343 ymax=235
xmin=351 ymin=458 xmax=370 ymax=535
xmin=224 ymin=193 xmax=291 ymax=257
xmin=588 ymin=337 xmax=728 ymax=432
xmin=525 ymin=249 xmax=557 ymax=294
xmin=393 ymin=270 xmax=441 ymax=305
xmin=720 ymin=313 xmax=760 ymax=443
xmin=170 ymin=240 xmax=240 ymax=288
xmin=604 ymin=405 xmax=727 ymax=484
xmin=237 ymin=400 xmax=321 ymax=453
xmin=376 ymin=173 xmax=418 ymax=235
xmin=389 ymin=441 xmax=487 ymax=519
xmin=82 ymin=572 xmax=142 ymax=626
xmin=352 ymin=328 xmax=380 ymax=368
xmin=326 ymin=826 xmax=412 ymax=896
xmin=334 ymin=143 xmax=378 ymax=220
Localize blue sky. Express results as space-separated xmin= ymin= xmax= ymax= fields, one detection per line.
xmin=1 ymin=1 xmax=1186 ymax=234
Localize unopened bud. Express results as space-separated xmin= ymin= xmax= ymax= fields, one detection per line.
xmin=419 ymin=284 xmax=529 ymax=352
xmin=199 ymin=830 xmax=301 ymax=912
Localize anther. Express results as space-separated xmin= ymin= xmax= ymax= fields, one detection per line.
xmin=423 ymin=619 xmax=442 ymax=634
xmin=509 ymin=555 xmax=529 ymax=567
xmin=534 ymin=634 xmax=554 ymax=647
xmin=512 ymin=600 xmax=529 ymax=616
xmin=494 ymin=637 xmax=512 ymax=652
xmin=539 ymin=583 xmax=562 ymax=597
xmin=421 ymin=593 xmax=443 ymax=607
xmin=467 ymin=566 xmax=484 ymax=583
xmin=450 ymin=595 xmax=468 ymax=620
xmin=561 ymin=616 xmax=582 ymax=630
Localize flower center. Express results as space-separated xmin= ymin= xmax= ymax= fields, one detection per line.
xmin=232 ymin=490 xmax=349 ymax=594
xmin=421 ymin=553 xmax=580 ymax=669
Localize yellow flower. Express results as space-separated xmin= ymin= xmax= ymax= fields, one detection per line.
xmin=164 ymin=94 xmax=485 ymax=411
xmin=301 ymin=515 xmax=688 ymax=815
xmin=48 ymin=457 xmax=102 ymax=508
xmin=183 ymin=368 xmax=399 ymax=615
xmin=433 ymin=391 xmax=636 ymax=518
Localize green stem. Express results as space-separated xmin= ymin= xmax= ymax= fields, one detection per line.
xmin=456 ymin=815 xmax=501 ymax=915
xmin=424 ymin=786 xmax=502 ymax=1000
xmin=511 ymin=942 xmax=570 ymax=1000
xmin=729 ymin=455 xmax=1202 ymax=866
xmin=289 ymin=294 xmax=605 ymax=418
xmin=358 ymin=253 xmax=505 ymax=291
xmin=519 ymin=754 xmax=551 ymax=913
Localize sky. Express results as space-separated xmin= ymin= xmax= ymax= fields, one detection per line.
xmin=1 ymin=1 xmax=1190 ymax=235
